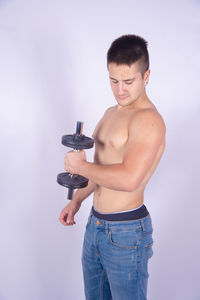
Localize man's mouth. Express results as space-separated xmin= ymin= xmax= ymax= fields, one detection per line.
xmin=118 ymin=95 xmax=128 ymax=100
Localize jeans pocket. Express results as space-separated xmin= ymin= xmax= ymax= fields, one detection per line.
xmin=145 ymin=243 xmax=153 ymax=259
xmin=108 ymin=229 xmax=139 ymax=250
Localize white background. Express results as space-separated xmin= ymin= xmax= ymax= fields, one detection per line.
xmin=0 ymin=0 xmax=200 ymax=299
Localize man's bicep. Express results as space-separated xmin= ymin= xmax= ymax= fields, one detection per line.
xmin=123 ymin=115 xmax=165 ymax=187
xmin=123 ymin=135 xmax=162 ymax=172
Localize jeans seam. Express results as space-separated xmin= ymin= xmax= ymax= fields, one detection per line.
xmin=100 ymin=269 xmax=105 ymax=300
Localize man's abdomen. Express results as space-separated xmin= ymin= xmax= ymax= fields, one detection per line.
xmin=93 ymin=186 xmax=144 ymax=214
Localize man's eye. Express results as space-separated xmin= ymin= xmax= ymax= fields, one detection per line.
xmin=112 ymin=81 xmax=118 ymax=84
xmin=125 ymin=81 xmax=133 ymax=85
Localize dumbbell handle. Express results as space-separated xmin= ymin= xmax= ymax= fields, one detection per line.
xmin=67 ymin=121 xmax=83 ymax=200
xmin=76 ymin=121 xmax=82 ymax=136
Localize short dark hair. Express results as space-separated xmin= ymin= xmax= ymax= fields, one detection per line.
xmin=107 ymin=34 xmax=149 ymax=77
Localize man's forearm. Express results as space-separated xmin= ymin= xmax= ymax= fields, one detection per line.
xmin=73 ymin=180 xmax=96 ymax=204
xmin=77 ymin=162 xmax=135 ymax=192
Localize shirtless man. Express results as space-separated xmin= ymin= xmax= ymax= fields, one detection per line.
xmin=59 ymin=35 xmax=166 ymax=300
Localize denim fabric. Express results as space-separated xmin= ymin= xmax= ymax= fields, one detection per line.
xmin=81 ymin=209 xmax=153 ymax=300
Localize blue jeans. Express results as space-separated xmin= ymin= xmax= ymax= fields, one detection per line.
xmin=81 ymin=209 xmax=153 ymax=300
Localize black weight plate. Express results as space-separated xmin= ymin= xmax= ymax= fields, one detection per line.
xmin=61 ymin=134 xmax=94 ymax=149
xmin=57 ymin=172 xmax=88 ymax=189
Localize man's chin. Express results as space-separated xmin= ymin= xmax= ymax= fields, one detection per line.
xmin=117 ymin=102 xmax=130 ymax=108
xmin=116 ymin=99 xmax=137 ymax=108
xmin=117 ymin=98 xmax=130 ymax=105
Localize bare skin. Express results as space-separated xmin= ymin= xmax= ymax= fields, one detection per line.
xmin=59 ymin=62 xmax=166 ymax=225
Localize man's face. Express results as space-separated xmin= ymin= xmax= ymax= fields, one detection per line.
xmin=108 ymin=62 xmax=150 ymax=108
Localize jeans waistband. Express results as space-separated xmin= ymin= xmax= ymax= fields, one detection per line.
xmin=92 ymin=204 xmax=149 ymax=221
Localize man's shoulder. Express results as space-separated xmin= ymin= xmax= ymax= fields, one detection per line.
xmin=129 ymin=107 xmax=166 ymax=139
xmin=104 ymin=105 xmax=116 ymax=115
xmin=132 ymin=107 xmax=165 ymax=128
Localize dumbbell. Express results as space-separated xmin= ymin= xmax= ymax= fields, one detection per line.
xmin=57 ymin=121 xmax=94 ymax=200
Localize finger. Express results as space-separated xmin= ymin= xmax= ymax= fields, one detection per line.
xmin=59 ymin=209 xmax=76 ymax=226
xmin=59 ymin=216 xmax=74 ymax=226
xmin=59 ymin=215 xmax=67 ymax=225
xmin=66 ymin=212 xmax=74 ymax=225
xmin=59 ymin=210 xmax=68 ymax=224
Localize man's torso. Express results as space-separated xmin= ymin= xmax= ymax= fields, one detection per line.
xmin=92 ymin=101 xmax=165 ymax=213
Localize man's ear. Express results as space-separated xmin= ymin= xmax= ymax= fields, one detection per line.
xmin=144 ymin=69 xmax=150 ymax=81
xmin=143 ymin=69 xmax=150 ymax=86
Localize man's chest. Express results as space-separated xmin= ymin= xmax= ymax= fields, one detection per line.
xmin=93 ymin=113 xmax=132 ymax=149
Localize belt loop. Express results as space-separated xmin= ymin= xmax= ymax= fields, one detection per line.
xmin=105 ymin=221 xmax=109 ymax=235
xmin=140 ymin=219 xmax=145 ymax=232
xmin=88 ymin=215 xmax=92 ymax=225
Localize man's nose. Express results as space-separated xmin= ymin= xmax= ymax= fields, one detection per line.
xmin=118 ymin=82 xmax=126 ymax=94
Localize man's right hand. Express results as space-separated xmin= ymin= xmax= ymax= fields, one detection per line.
xmin=59 ymin=200 xmax=81 ymax=226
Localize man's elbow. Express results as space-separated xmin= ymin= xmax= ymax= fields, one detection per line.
xmin=123 ymin=177 xmax=139 ymax=192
